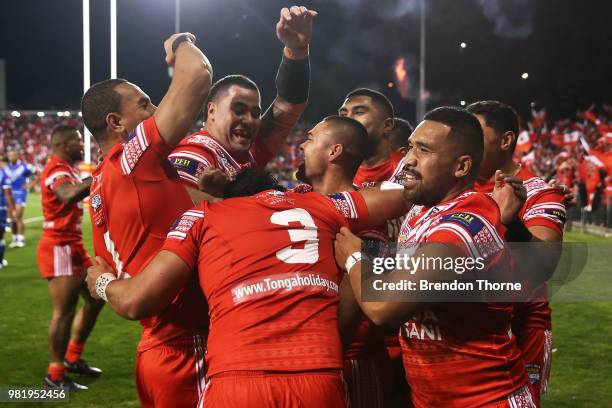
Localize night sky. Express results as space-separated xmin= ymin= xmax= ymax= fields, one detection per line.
xmin=1 ymin=0 xmax=610 ymax=123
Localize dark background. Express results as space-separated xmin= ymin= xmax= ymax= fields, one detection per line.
xmin=1 ymin=0 xmax=610 ymax=123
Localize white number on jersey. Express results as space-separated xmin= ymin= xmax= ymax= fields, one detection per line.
xmin=270 ymin=208 xmax=319 ymax=264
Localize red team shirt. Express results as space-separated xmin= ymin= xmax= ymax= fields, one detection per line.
xmin=169 ymin=131 xmax=275 ymax=188
xmin=475 ymin=167 xmax=566 ymax=330
xmin=89 ymin=117 xmax=208 ymax=351
xmin=397 ymin=191 xmax=530 ymax=407
xmin=40 ymin=156 xmax=85 ymax=242
xmin=353 ymin=150 xmax=404 ymax=189
xmin=162 ymin=190 xmax=369 ymax=377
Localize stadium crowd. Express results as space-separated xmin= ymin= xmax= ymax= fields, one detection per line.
xmin=2 ymin=103 xmax=610 ymax=221
xmin=0 ymin=5 xmax=610 ymax=407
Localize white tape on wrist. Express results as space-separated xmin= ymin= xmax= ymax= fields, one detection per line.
xmin=345 ymin=252 xmax=362 ymax=274
xmin=95 ymin=273 xmax=117 ymax=302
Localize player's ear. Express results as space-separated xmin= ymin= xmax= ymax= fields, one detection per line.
xmin=500 ymin=131 xmax=515 ymax=152
xmin=206 ymin=102 xmax=216 ymax=122
xmin=398 ymin=146 xmax=408 ymax=156
xmin=383 ymin=117 xmax=394 ymax=134
xmin=329 ymin=143 xmax=343 ymax=163
xmin=106 ymin=112 xmax=124 ymax=134
xmin=454 ymin=154 xmax=472 ymax=178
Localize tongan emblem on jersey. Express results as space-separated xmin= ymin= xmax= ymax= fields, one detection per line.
xmin=90 ymin=194 xmax=102 ymax=211
xmin=90 ymin=193 xmax=105 ymax=226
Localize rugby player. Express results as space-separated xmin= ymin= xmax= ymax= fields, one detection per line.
xmin=38 ymin=125 xmax=104 ymax=390
xmin=81 ymin=32 xmax=212 ymax=407
xmin=169 ymin=6 xmax=317 ymax=188
xmin=338 ymin=88 xmax=403 ymax=188
xmin=0 ymin=156 xmax=15 ymax=267
xmin=388 ymin=117 xmax=413 ymax=156
xmin=297 ymin=116 xmax=390 ymax=407
xmin=85 ymin=164 xmax=408 ymax=407
xmin=4 ymin=149 xmax=37 ymax=247
xmin=335 ymin=107 xmax=536 ymax=407
xmin=468 ymin=100 xmax=566 ymax=403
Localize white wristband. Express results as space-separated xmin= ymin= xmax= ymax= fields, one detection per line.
xmin=95 ymin=273 xmax=117 ymax=302
xmin=345 ymin=252 xmax=362 ymax=274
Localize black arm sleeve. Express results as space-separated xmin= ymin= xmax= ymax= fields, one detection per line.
xmin=275 ymin=55 xmax=310 ymax=104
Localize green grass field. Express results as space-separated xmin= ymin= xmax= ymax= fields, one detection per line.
xmin=0 ymin=195 xmax=610 ymax=407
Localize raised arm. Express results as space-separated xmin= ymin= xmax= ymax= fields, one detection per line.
xmin=256 ymin=7 xmax=317 ymax=158
xmin=155 ymin=33 xmax=214 ymax=147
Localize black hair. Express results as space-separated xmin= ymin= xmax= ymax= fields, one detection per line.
xmin=388 ymin=118 xmax=413 ymax=150
xmin=51 ymin=124 xmax=78 ymax=136
xmin=204 ymin=75 xmax=260 ymax=120
xmin=344 ymin=88 xmax=394 ymax=119
xmin=81 ymin=78 xmax=128 ymax=140
xmin=222 ymin=168 xmax=285 ymax=199
xmin=51 ymin=125 xmax=79 ymax=144
xmin=423 ymin=106 xmax=484 ymax=179
xmin=321 ymin=115 xmax=371 ymax=174
xmin=466 ymin=100 xmax=520 ymax=152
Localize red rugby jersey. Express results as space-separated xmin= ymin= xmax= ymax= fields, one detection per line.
xmin=475 ymin=167 xmax=566 ymax=330
xmin=354 ymin=151 xmax=405 ymax=241
xmin=40 ymin=156 xmax=85 ymax=242
xmin=168 ymin=131 xmax=274 ymax=188
xmin=353 ymin=151 xmax=404 ymax=189
xmin=397 ymin=191 xmax=528 ymax=407
xmin=89 ymin=117 xmax=208 ymax=352
xmin=162 ymin=190 xmax=369 ymax=377
xmin=289 ymin=183 xmax=389 ymax=360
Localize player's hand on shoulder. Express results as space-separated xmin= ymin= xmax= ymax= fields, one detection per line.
xmin=492 ymin=170 xmax=526 ymax=225
xmin=276 ymin=6 xmax=318 ymax=52
xmin=549 ymin=179 xmax=576 ymax=207
xmin=86 ymin=257 xmax=115 ymax=300
xmin=334 ymin=227 xmax=363 ymax=271
xmin=198 ymin=168 xmax=229 ymax=198
xmin=163 ymin=32 xmax=196 ymax=66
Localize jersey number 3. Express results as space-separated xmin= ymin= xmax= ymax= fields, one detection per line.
xmin=270 ymin=208 xmax=319 ymax=264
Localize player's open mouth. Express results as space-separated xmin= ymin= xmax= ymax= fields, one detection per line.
xmin=231 ymin=128 xmax=251 ymax=144
xmin=396 ymin=169 xmax=420 ymax=186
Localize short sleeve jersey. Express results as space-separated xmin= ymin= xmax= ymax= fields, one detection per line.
xmin=396 ymin=191 xmax=528 ymax=407
xmin=89 ymin=117 xmax=208 ymax=351
xmin=289 ymin=183 xmax=388 ymax=360
xmin=162 ymin=190 xmax=369 ymax=377
xmin=168 ymin=131 xmax=273 ymax=188
xmin=40 ymin=156 xmax=84 ymax=241
xmin=4 ymin=161 xmax=35 ymax=191
xmin=475 ymin=167 xmax=566 ymax=330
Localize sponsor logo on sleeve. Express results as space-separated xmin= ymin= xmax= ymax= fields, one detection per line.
xmin=440 ymin=212 xmax=484 ymax=236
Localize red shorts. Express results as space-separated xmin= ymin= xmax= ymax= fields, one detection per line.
xmin=136 ymin=335 xmax=207 ymax=408
xmin=200 ymin=370 xmax=346 ymax=408
xmin=343 ymin=359 xmax=386 ymax=408
xmin=516 ymin=328 xmax=552 ymax=404
xmin=36 ymin=237 xmax=93 ymax=279
xmin=483 ymin=384 xmax=537 ymax=408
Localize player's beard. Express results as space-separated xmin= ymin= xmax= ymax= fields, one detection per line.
xmin=296 ymin=163 xmax=310 ymax=184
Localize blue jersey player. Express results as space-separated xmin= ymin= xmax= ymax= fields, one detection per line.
xmin=3 ymin=150 xmax=37 ymax=248
xmin=0 ymin=157 xmax=15 ymax=265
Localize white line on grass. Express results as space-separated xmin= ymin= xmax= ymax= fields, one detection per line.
xmin=24 ymin=216 xmax=44 ymax=224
